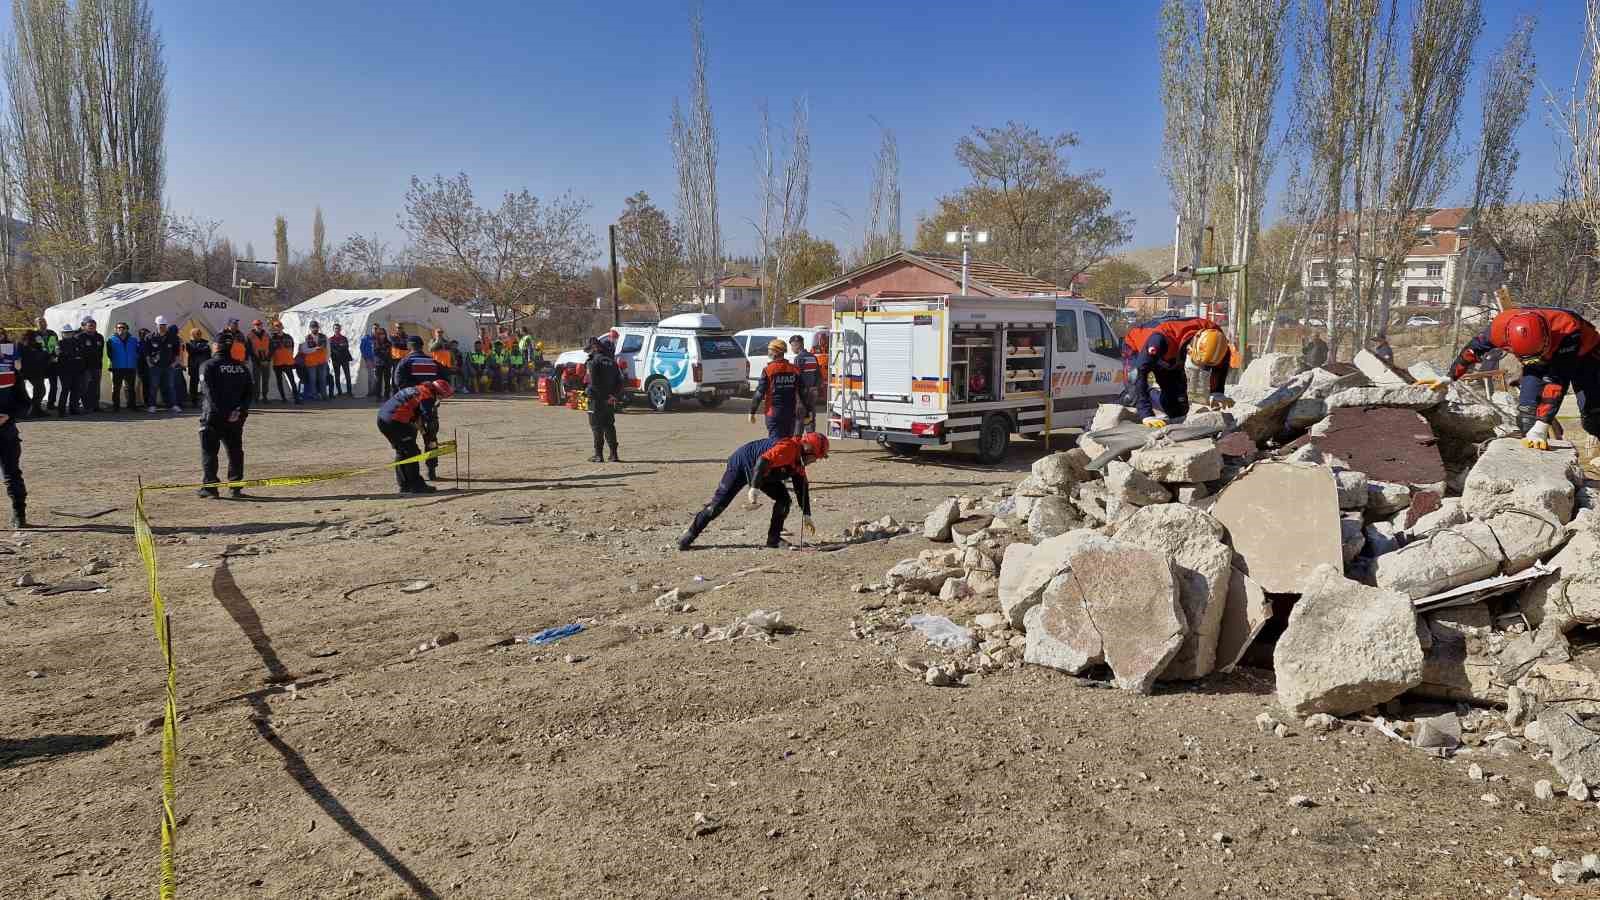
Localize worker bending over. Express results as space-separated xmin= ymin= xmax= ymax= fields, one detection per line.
xmin=394 ymin=335 xmax=444 ymax=482
xmin=1122 ymin=316 xmax=1234 ymax=427
xmin=750 ymin=338 xmax=810 ymax=438
xmin=678 ymin=432 xmax=828 ymax=551
xmin=377 ymin=379 xmax=452 ymax=494
xmin=1425 ymin=307 xmax=1600 ymax=450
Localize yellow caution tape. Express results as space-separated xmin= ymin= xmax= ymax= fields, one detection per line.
xmin=133 ymin=440 xmax=457 ymax=898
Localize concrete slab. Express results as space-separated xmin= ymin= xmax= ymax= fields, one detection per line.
xmin=1210 ymin=462 xmax=1343 ymax=593
xmin=1216 ymin=565 xmax=1271 ymax=672
xmin=1305 ymin=407 xmax=1446 ymax=489
xmin=1273 ymin=564 xmax=1424 ymax=716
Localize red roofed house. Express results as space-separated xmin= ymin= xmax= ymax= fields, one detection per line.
xmin=789 ymin=250 xmax=1068 ymax=328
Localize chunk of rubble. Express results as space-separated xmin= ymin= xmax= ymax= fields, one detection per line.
xmin=1424 ymin=383 xmax=1515 ymax=448
xmin=1326 ymin=384 xmax=1445 ymax=411
xmin=1103 ymin=460 xmax=1172 ymax=508
xmin=1027 ymin=496 xmax=1078 ymax=541
xmin=1412 ymin=602 xmax=1504 ymax=704
xmin=1174 ymin=483 xmax=1209 ymax=505
xmin=1522 ymin=510 xmax=1600 ymax=631
xmin=1286 ymin=397 xmax=1327 ymax=429
xmin=998 ymin=530 xmax=1099 ymax=629
xmin=1303 ymin=366 xmax=1370 ymax=400
xmin=1273 ymin=565 xmax=1424 ymax=716
xmin=1305 ymin=407 xmax=1446 ymax=489
xmin=1461 ymin=438 xmax=1580 ymax=525
xmin=1413 ymin=712 xmax=1462 ymax=750
xmin=1353 ymin=348 xmax=1409 ymax=385
xmin=1110 ymin=504 xmax=1232 ymax=680
xmin=1372 ymin=519 xmax=1503 ymax=599
xmin=1211 ymin=462 xmax=1343 ymax=593
xmin=923 ymin=498 xmax=962 ymax=542
xmin=885 ymin=558 xmax=962 ymax=594
xmin=1485 ymin=510 xmax=1567 ymax=573
xmin=1130 ymin=440 xmax=1222 ymax=484
xmin=1032 ymin=448 xmax=1092 ymax=492
xmin=1340 ymin=516 xmax=1365 ymax=563
xmin=1226 ymin=371 xmax=1314 ymax=442
xmin=1090 ymin=403 xmax=1134 ymax=432
xmin=1366 ymin=481 xmax=1412 ymax=517
xmin=1216 ymin=565 xmax=1270 ymax=672
xmin=1401 ymin=496 xmax=1468 ymax=537
xmin=1537 ymin=710 xmax=1600 ymax=787
xmin=1334 ymin=469 xmax=1369 ymax=510
xmin=1240 ymin=353 xmax=1300 ymax=389
xmin=1022 ymin=534 xmax=1188 ymax=694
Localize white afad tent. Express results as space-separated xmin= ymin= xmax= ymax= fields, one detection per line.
xmin=280 ymin=288 xmax=477 ymax=382
xmin=44 ymin=280 xmax=261 ymax=339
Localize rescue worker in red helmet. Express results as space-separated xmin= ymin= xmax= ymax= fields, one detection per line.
xmin=1121 ymin=316 xmax=1234 ymax=427
xmin=750 ymin=338 xmax=811 ymax=438
xmin=678 ymin=432 xmax=828 ymax=551
xmin=377 ymin=378 xmax=453 ymax=494
xmin=394 ymin=335 xmax=444 ymax=481
xmin=1425 ymin=307 xmax=1600 ymax=450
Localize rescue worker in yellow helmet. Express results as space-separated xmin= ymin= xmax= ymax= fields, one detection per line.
xmin=1120 ymin=316 xmax=1234 ymax=428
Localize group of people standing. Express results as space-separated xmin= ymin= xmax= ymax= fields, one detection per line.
xmin=237 ymin=318 xmax=355 ymax=405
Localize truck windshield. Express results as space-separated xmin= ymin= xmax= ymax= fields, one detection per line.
xmin=697 ymin=336 xmax=743 ymax=359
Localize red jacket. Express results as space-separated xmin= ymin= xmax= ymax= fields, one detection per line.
xmin=1451 ymin=307 xmax=1600 ymax=426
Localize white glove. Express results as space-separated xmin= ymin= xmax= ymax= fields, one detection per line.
xmin=746 ymin=486 xmax=760 ymax=507
xmin=1524 ymin=420 xmax=1551 ymax=451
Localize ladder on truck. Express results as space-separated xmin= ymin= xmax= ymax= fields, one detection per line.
xmin=830 ymin=302 xmax=867 ymax=437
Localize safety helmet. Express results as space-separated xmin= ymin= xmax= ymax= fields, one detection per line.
xmin=768 ymin=338 xmax=788 ymax=355
xmin=427 ymin=379 xmax=454 ymax=399
xmin=1502 ymin=311 xmax=1553 ymax=362
xmin=799 ymin=432 xmax=830 ymax=460
xmin=535 ymin=342 xmax=544 ymax=351
xmin=1187 ymin=328 xmax=1229 ymax=367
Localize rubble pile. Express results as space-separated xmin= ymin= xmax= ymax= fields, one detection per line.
xmin=879 ymin=353 xmax=1600 ymax=790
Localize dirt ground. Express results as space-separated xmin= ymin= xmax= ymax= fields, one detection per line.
xmin=2 ymin=393 xmax=1595 ymax=899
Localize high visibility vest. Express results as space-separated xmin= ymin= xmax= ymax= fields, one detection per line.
xmin=390 ymin=341 xmax=407 ymax=360
xmin=492 ymin=352 xmax=509 ymax=366
xmin=229 ymin=341 xmax=246 ymax=363
xmin=470 ymin=352 xmax=487 ymax=366
xmin=430 ymin=349 xmax=452 ymax=368
xmin=271 ymin=338 xmax=294 ymax=366
xmin=304 ymin=346 xmax=328 ymax=367
xmin=247 ymin=332 xmax=271 ymax=360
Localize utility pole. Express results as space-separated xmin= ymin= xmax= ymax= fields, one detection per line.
xmin=1193 ymin=263 xmax=1249 ymax=366
xmin=944 ymin=225 xmax=990 ymax=294
xmin=608 ymin=224 xmax=621 ymax=327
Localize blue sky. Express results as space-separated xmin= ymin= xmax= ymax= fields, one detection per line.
xmin=159 ymin=0 xmax=1583 ymax=265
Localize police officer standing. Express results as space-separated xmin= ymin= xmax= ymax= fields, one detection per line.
xmin=0 ymin=340 xmax=31 ymax=527
xmin=196 ymin=333 xmax=253 ymax=499
xmin=76 ymin=317 xmax=105 ymax=413
xmin=585 ymin=336 xmax=623 ymax=462
xmin=394 ymin=335 xmax=443 ymax=481
xmin=54 ymin=324 xmax=83 ymax=416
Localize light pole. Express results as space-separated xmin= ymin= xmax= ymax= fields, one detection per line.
xmin=944 ymin=226 xmax=989 ymax=295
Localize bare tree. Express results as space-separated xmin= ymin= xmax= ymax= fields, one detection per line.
xmin=670 ymin=4 xmax=720 ymax=307
xmin=1159 ymin=0 xmax=1222 ymax=303
xmin=616 ymin=190 xmax=684 ymax=320
xmin=398 ymin=171 xmax=598 ymax=326
xmin=861 ymin=120 xmax=901 ymax=264
xmin=1556 ymin=0 xmax=1600 ymax=310
xmin=752 ymin=97 xmax=810 ymax=325
xmin=339 ymin=232 xmax=389 ymax=286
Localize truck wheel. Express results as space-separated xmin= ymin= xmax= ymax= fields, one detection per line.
xmin=698 ymin=394 xmax=725 ymax=409
xmin=885 ymin=441 xmax=921 ymax=457
xmin=975 ymin=413 xmax=1012 ymax=464
xmin=646 ymin=378 xmax=673 ymax=412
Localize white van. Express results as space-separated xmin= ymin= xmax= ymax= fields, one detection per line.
xmin=613 ymin=313 xmax=748 ymax=411
xmin=733 ymin=326 xmax=824 ymax=393
xmin=830 ymin=295 xmax=1126 ymax=463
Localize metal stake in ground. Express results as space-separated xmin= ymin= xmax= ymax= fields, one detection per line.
xmin=453 ymin=428 xmax=459 ymax=491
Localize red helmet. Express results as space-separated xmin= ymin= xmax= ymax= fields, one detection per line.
xmin=428 ymin=379 xmax=454 ymax=399
xmin=799 ymin=432 xmax=830 ymax=460
xmin=1502 ymin=311 xmax=1552 ymax=362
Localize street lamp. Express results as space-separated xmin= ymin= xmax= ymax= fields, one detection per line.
xmin=944 ymin=226 xmax=989 ymax=295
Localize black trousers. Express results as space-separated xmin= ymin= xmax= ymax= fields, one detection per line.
xmin=55 ymin=369 xmax=81 ymax=413
xmin=421 ymin=413 xmax=440 ymax=477
xmin=199 ymin=419 xmax=244 ymax=487
xmin=589 ymin=405 xmax=617 ymax=458
xmin=79 ymin=367 xmax=101 ymax=412
xmin=25 ymin=377 xmax=46 ymax=415
xmin=111 ymin=369 xmax=137 ymax=408
xmin=379 ymin=418 xmax=425 ymax=490
xmin=45 ymin=374 xmax=57 ymax=407
xmin=684 ymin=465 xmax=791 ymax=548
xmin=333 ymin=360 xmax=352 ymax=395
xmin=138 ymin=368 xmax=154 ymax=407
xmin=187 ymin=361 xmax=204 ymax=404
xmin=1148 ymin=367 xmax=1191 ymax=420
xmin=0 ymin=422 xmax=25 ymax=513
xmin=376 ymin=363 xmax=393 ymax=401
xmin=274 ymin=366 xmax=298 ymax=403
xmin=252 ymin=360 xmax=272 ymax=402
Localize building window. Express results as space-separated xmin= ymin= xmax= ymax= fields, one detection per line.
xmin=1425 ymin=263 xmax=1443 ymax=278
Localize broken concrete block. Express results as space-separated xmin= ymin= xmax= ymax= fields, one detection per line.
xmin=1175 ymin=483 xmax=1209 ymax=505
xmin=951 ymin=517 xmax=992 ymax=549
xmin=997 ymin=529 xmax=1099 ymax=629
xmin=1090 ymin=403 xmax=1134 ymax=432
xmin=1306 ymin=407 xmax=1446 ymax=489
xmin=1401 ymin=496 xmax=1468 ymax=537
xmin=1286 ymin=397 xmax=1327 ymax=429
xmin=1537 ymin=710 xmax=1600 ymax=788
xmin=1303 ymin=366 xmax=1370 ymax=401
xmin=1461 ymin=438 xmax=1580 ymax=525
xmin=1424 ymin=383 xmax=1514 ymax=448
xmin=1521 ymin=510 xmax=1600 ymax=632
xmin=1211 ymin=462 xmax=1344 ymax=593
xmin=923 ymin=498 xmax=962 ymax=542
xmin=1326 ymin=385 xmax=1445 ymax=411
xmin=1070 ymin=481 xmax=1112 ymax=525
xmin=1412 ymin=712 xmax=1462 ymax=750
xmin=886 ymin=558 xmax=963 ymax=594
xmin=1216 ymin=565 xmax=1270 ymax=672
xmin=1354 ymin=348 xmax=1409 ymax=385
xmin=938 ymin=575 xmax=972 ymax=602
xmin=1130 ymin=440 xmax=1222 ymax=484
xmin=1027 ymin=495 xmax=1079 ymax=542
xmin=1341 ymin=516 xmax=1366 ymax=564
xmin=1032 ymin=448 xmax=1092 ymax=492
xmin=1226 ymin=371 xmax=1314 ymax=442
xmin=1013 ymin=475 xmax=1053 ymax=498
xmin=1334 ymin=469 xmax=1369 ymax=510
xmin=1022 ymin=576 xmax=1105 ymax=674
xmin=1112 ymin=504 xmax=1232 ymax=680
xmin=1366 ymin=481 xmax=1412 ymax=517
xmin=1240 ymin=353 xmax=1300 ymax=389
xmin=1407 ymin=361 xmax=1447 ymax=382
xmin=1373 ymin=519 xmax=1504 ymax=599
xmin=1486 ymin=510 xmax=1567 ymax=574
xmin=1413 ymin=602 xmax=1505 ymax=704
xmin=1273 ymin=565 xmax=1425 ymax=716
xmin=1104 ymin=460 xmax=1172 ymax=507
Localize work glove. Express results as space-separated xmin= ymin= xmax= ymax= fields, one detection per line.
xmin=746 ymin=486 xmax=760 ymax=507
xmin=1142 ymin=416 xmax=1168 ymax=429
xmin=1416 ymin=377 xmax=1453 ymax=392
xmin=1207 ymin=393 xmax=1234 ymax=410
xmin=1522 ymin=420 xmax=1551 ymax=451
xmin=747 ymin=413 xmax=756 ymax=425
xmin=802 ymin=516 xmax=816 ymax=539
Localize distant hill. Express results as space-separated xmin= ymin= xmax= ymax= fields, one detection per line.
xmin=1112 ymin=245 xmax=1176 ymax=279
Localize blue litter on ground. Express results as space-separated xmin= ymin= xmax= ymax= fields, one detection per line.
xmin=523 ymin=623 xmax=585 ymax=645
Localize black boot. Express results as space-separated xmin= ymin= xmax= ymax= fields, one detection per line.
xmin=196 ymin=487 xmax=219 ymax=499
xmin=678 ymin=507 xmax=714 ymax=550
xmin=10 ymin=505 xmax=27 ymax=529
xmin=608 ymin=444 xmax=620 ymax=462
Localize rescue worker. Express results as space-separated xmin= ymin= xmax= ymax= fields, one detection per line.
xmin=677 ymin=432 xmax=829 ymax=551
xmin=329 ymin=323 xmax=353 ymax=397
xmin=0 ymin=336 xmax=30 ymax=527
xmin=185 ymin=328 xmax=212 ymax=406
xmin=76 ymin=317 xmax=104 ymax=413
xmin=367 ymin=324 xmax=393 ymax=400
xmin=377 ymin=379 xmax=452 ymax=494
xmin=245 ymin=319 xmax=273 ymax=402
xmin=222 ymin=319 xmax=248 ymax=363
xmin=447 ymin=340 xmax=469 ymax=394
xmin=428 ymin=328 xmax=454 ymax=387
xmin=269 ymin=320 xmax=300 ymax=404
xmin=1424 ymin=307 xmax=1600 ymax=451
xmin=195 ymin=332 xmax=253 ymax=499
xmin=468 ymin=340 xmax=489 ymax=393
xmin=54 ymin=324 xmax=82 ymax=415
xmin=1122 ymin=316 xmax=1234 ymax=427
xmin=394 ymin=335 xmax=443 ymax=482
xmin=299 ymin=325 xmax=329 ymax=401
xmin=585 ymin=336 xmax=623 ymax=462
xmin=789 ymin=334 xmax=821 ymax=434
xmin=749 ymin=338 xmax=809 ymax=438
xmin=490 ymin=340 xmax=510 ymax=391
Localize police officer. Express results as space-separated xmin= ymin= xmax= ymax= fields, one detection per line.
xmin=750 ymin=338 xmax=809 ymax=438
xmin=76 ymin=316 xmax=105 ymax=413
xmin=1122 ymin=316 xmax=1234 ymax=428
xmin=677 ymin=432 xmax=828 ymax=551
xmin=1424 ymin=307 xmax=1600 ymax=451
xmin=394 ymin=335 xmax=443 ymax=481
xmin=54 ymin=324 xmax=83 ymax=416
xmin=789 ymin=334 xmax=821 ymax=434
xmin=196 ymin=332 xmax=253 ymax=499
xmin=585 ymin=336 xmax=623 ymax=462
xmin=0 ymin=340 xmax=30 ymax=527
xmin=377 ymin=379 xmax=452 ymax=494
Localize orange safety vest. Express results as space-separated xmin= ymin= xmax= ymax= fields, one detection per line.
xmin=390 ymin=341 xmax=408 ymax=361
xmin=430 ymin=349 xmax=452 ymax=368
xmin=304 ymin=345 xmax=328 ymax=367
xmin=229 ymin=341 xmax=246 ymax=363
xmin=271 ymin=337 xmax=294 ymax=367
xmin=247 ymin=332 xmax=271 ymax=360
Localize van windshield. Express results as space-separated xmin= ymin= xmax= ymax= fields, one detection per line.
xmin=698 ymin=336 xmax=743 ymax=359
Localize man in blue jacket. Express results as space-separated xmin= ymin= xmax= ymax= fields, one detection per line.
xmin=107 ymin=322 xmax=140 ymax=411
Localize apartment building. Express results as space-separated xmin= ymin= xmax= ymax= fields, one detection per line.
xmin=1302 ymin=207 xmax=1505 ymax=316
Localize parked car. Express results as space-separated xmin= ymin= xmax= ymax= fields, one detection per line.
xmin=1405 ymin=315 xmax=1442 ymax=327
xmin=733 ymin=326 xmax=824 ymax=393
xmin=613 ymin=313 xmax=747 ymax=411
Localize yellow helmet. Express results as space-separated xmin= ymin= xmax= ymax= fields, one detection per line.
xmin=1188 ymin=328 xmax=1229 ymax=367
xmin=768 ymin=338 xmax=788 ymax=355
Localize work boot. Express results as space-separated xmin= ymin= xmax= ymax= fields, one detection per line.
xmin=196 ymin=487 xmax=219 ymax=499
xmin=677 ymin=529 xmax=697 ymax=551
xmin=588 ymin=454 xmax=603 ymax=463
xmin=10 ymin=506 xmax=27 ymax=529
xmin=410 ymin=481 xmax=437 ymax=494
xmin=229 ymin=488 xmax=246 ymax=499
xmin=608 ymin=451 xmax=621 ymax=463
